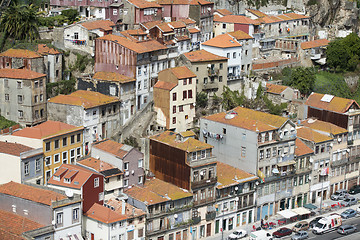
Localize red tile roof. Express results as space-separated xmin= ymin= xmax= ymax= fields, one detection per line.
xmin=180 ymin=18 xmax=196 ymax=25
xmin=48 ymin=164 xmax=100 ymax=189
xmin=246 ymin=8 xmax=268 ymax=18
xmin=203 ymin=106 xmax=289 ymax=132
xmin=202 ymin=34 xmax=241 ymax=48
xmin=157 ymin=0 xmax=191 ymax=4
xmin=80 ymin=20 xmax=115 ymax=31
xmin=217 ymin=162 xmax=258 ymax=189
xmin=215 ymin=15 xmax=259 ymax=25
xmin=301 ymin=118 xmax=348 ymax=136
xmin=228 ymin=30 xmax=254 ymax=40
xmin=0 ymin=209 xmax=44 ymax=240
xmin=12 ymin=120 xmax=82 ymax=140
xmin=183 ymin=49 xmax=228 ymax=62
xmin=92 ymin=139 xmax=130 ymax=159
xmin=188 ymin=27 xmax=200 ymax=33
xmin=78 ymin=157 xmax=121 ymax=174
xmin=37 ymin=44 xmax=61 ymax=55
xmin=141 ymin=20 xmax=162 ymax=30
xmin=295 ymin=138 xmax=314 ymax=156
xmin=189 ymin=0 xmax=213 ymax=5
xmin=169 ymin=21 xmax=186 ymax=29
xmin=305 ymin=92 xmax=360 ymax=114
xmin=0 ymin=181 xmax=67 ymax=206
xmin=107 ymin=199 xmax=145 ymax=218
xmin=154 ymin=80 xmax=177 ymax=90
xmin=144 ymin=177 xmax=192 ymax=200
xmin=169 ymin=66 xmax=196 ymax=79
xmin=0 ymin=69 xmax=46 ymax=80
xmin=0 ymin=49 xmax=42 ymax=58
xmin=284 ymin=12 xmax=309 ymax=20
xmin=84 ymin=203 xmax=127 ymax=224
xmin=266 ymin=83 xmax=288 ymax=95
xmin=124 ymin=184 xmax=168 ymax=205
xmin=296 ymin=126 xmax=333 ymax=143
xmin=127 ymin=0 xmax=161 ymax=9
xmin=0 ymin=141 xmax=33 ymax=157
xmin=48 ymin=90 xmax=120 ymax=109
xmin=93 ymin=71 xmax=135 ymax=83
xmin=215 ymin=8 xmax=232 ymax=16
xmin=301 ymin=39 xmax=330 ymax=50
xmin=156 ymin=22 xmax=174 ymax=33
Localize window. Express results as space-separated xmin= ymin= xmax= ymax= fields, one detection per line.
xmin=173 ymin=93 xmax=177 ymax=101
xmin=54 ymin=139 xmax=59 ymax=149
xmin=219 ymin=76 xmax=223 ymax=82
xmin=233 ymin=52 xmax=236 ymax=58
xmin=34 ymin=95 xmax=38 ymax=103
xmin=138 ymin=176 xmax=143 ymax=184
xmin=35 ymin=158 xmax=41 ymax=171
xmin=189 ymin=78 xmax=192 ymax=84
xmin=70 ymin=149 xmax=75 ymax=163
xmin=99 ymin=192 xmax=104 ymax=201
xmin=54 ymin=153 xmax=60 ymax=163
xmin=113 ymin=9 xmax=118 ymax=15
xmin=293 ymin=177 xmax=298 ymax=186
xmin=203 ymin=77 xmax=208 ymax=84
xmin=223 ymin=128 xmax=226 ymax=134
xmin=46 ymin=170 xmax=51 ymax=182
xmin=45 ymin=142 xmax=51 ymax=151
xmin=74 ymin=32 xmax=79 ymax=40
xmin=138 ymin=159 xmax=143 ymax=168
xmin=183 ymin=79 xmax=187 ymax=85
xmin=62 ymin=151 xmax=68 ymax=164
xmin=17 ymin=81 xmax=22 ymax=89
xmin=56 ymin=212 xmax=63 ymax=227
xmin=24 ymin=162 xmax=29 ymax=175
xmin=94 ymin=177 xmax=99 ymax=188
xmin=124 ymin=179 xmax=129 ymax=187
xmin=260 ymin=150 xmax=264 ymax=160
xmin=219 ymin=63 xmax=223 ymax=69
xmin=241 ymin=147 xmax=246 ymax=157
xmin=223 ymin=23 xmax=226 ymax=29
xmin=188 ymin=90 xmax=193 ymax=98
xmin=227 ymin=53 xmax=230 ymax=58
xmin=183 ymin=91 xmax=187 ymax=99
xmin=5 ymin=94 xmax=9 ymax=102
xmin=17 ymin=95 xmax=23 ymax=104
xmin=173 ymin=117 xmax=176 ymax=124
xmin=173 ymin=105 xmax=176 ymax=113
xmin=77 ymin=133 xmax=81 ymax=142
xmin=63 ymin=137 xmax=67 ymax=147
xmin=71 ymin=135 xmax=75 ymax=144
xmin=124 ymin=162 xmax=129 ymax=171
xmin=4 ymin=79 xmax=8 ymax=88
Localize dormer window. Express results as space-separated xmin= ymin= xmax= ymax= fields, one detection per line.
xmin=201 ymin=150 xmax=206 ymax=159
xmin=54 ymin=176 xmax=60 ymax=181
xmin=64 ymin=178 xmax=71 ymax=184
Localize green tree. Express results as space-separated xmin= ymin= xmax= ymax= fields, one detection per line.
xmin=196 ymin=92 xmax=208 ymax=108
xmin=221 ymin=86 xmax=245 ymax=111
xmin=61 ymin=9 xmax=79 ymax=24
xmin=283 ymin=67 xmax=316 ymax=95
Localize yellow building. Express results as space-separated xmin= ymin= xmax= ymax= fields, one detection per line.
xmin=13 ymin=120 xmax=84 ymax=183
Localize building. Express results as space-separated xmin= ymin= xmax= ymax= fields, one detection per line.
xmin=0 ymin=141 xmax=43 ymax=185
xmin=154 ymin=66 xmax=196 ymax=132
xmin=47 ymin=90 xmax=121 ymax=149
xmin=83 ymin=201 xmax=146 ymax=240
xmin=0 ymin=68 xmax=47 ymax=127
xmin=11 ymin=121 xmax=84 ymax=183
xmin=149 ymin=130 xmax=217 ymax=237
xmin=47 ymin=163 xmax=104 ymax=213
xmin=180 ymin=49 xmax=228 ymax=97
xmin=200 ymin=107 xmax=298 ymax=220
xmin=0 ymin=181 xmax=82 ymax=240
xmin=215 ymin=162 xmax=258 ymax=233
xmin=213 ymin=15 xmax=259 ymax=37
xmin=94 ymin=34 xmax=168 ymax=110
xmin=37 ymin=44 xmax=63 ymax=83
xmin=213 ymin=8 xmax=233 ymax=20
xmin=91 ymin=139 xmax=145 ymax=190
xmin=77 ymin=71 xmax=136 ymax=125
xmin=265 ymin=83 xmax=300 ymax=104
xmin=0 ymin=49 xmax=44 ymax=74
xmin=77 ymin=157 xmax=123 ymax=200
xmin=300 ymin=39 xmax=330 ymax=65
xmin=125 ymin=177 xmax=193 ymax=240
xmin=63 ymin=19 xmax=114 ymax=55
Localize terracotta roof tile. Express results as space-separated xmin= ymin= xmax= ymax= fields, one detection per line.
xmin=296 ymin=126 xmax=333 ymax=143
xmin=12 ymin=120 xmax=82 ymax=140
xmin=305 ymin=92 xmax=360 ymax=114
xmin=150 ymin=131 xmax=213 ymax=152
xmin=203 ymin=106 xmax=289 ymax=132
xmin=246 ymin=8 xmax=268 ymax=18
xmin=80 ymin=20 xmax=114 ymax=31
xmin=189 ymin=0 xmax=213 ymax=5
xmin=144 ymin=178 xmax=192 ymax=200
xmin=168 ymin=66 xmax=196 ymax=79
xmin=154 ymin=80 xmax=177 ymax=90
xmin=301 ymin=39 xmax=330 ymax=50
xmin=266 ymin=83 xmax=288 ymax=95
xmin=202 ymin=34 xmax=241 ymax=48
xmin=301 ymin=118 xmax=348 ymax=136
xmin=0 ymin=49 xmax=41 ymax=58
xmin=127 ymin=0 xmax=161 ymax=9
xmin=215 ymin=15 xmax=259 ymax=25
xmin=180 ymin=18 xmax=196 ymax=25
xmin=78 ymin=157 xmax=121 ymax=175
xmin=84 ymin=203 xmax=127 ymax=224
xmin=179 ymin=130 xmax=196 ymax=137
xmin=169 ymin=21 xmax=186 ymax=29
xmin=48 ymin=164 xmax=100 ymax=189
xmin=0 ymin=181 xmax=67 ymax=205
xmin=0 ymin=69 xmax=46 ymax=80
xmin=157 ymin=0 xmax=191 ymax=4
xmin=121 ymin=29 xmax=147 ymax=36
xmin=183 ymin=49 xmax=228 ymax=62
xmin=37 ymin=44 xmax=61 ymax=55
xmin=188 ymin=27 xmax=200 ymax=33
xmin=0 ymin=209 xmax=44 ymax=239
xmin=93 ymin=71 xmax=135 ymax=83
xmin=228 ymin=30 xmax=254 ymax=40
xmin=0 ymin=141 xmax=33 ymax=157
xmin=257 ymin=16 xmax=280 ymax=24
xmin=215 ymin=9 xmax=233 ymax=16
xmin=156 ymin=22 xmax=174 ymax=33
xmin=276 ymin=14 xmax=293 ymax=21
xmin=295 ymin=138 xmax=314 ymax=156
xmin=283 ymin=12 xmax=309 ymax=20
xmin=92 ymin=139 xmax=130 ymax=159
xmin=176 ymin=35 xmax=190 ymax=41
xmin=124 ymin=184 xmax=168 ymax=205
xmin=107 ymin=199 xmax=145 ymax=218
xmin=141 ymin=20 xmax=162 ymax=30
xmin=217 ymin=162 xmax=258 ymax=189
xmin=48 ymin=90 xmax=120 ymax=109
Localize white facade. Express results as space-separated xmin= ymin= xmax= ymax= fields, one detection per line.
xmin=0 ymin=153 xmax=21 ymax=184
xmin=53 ymin=202 xmax=82 ymax=240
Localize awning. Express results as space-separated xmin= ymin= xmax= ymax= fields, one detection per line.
xmin=292 ymin=207 xmax=311 ymax=215
xmin=272 ymin=168 xmax=280 ymax=174
xmin=277 ymin=209 xmax=297 ymax=219
xmin=303 ymin=203 xmax=317 ymax=210
xmin=277 ymin=160 xmax=296 ymax=167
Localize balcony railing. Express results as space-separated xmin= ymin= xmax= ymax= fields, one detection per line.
xmin=206 ymin=212 xmax=216 ymax=221
xmin=191 ymin=177 xmax=217 ymax=189
xmin=208 ymin=68 xmax=219 ymax=76
xmin=188 ymin=156 xmax=216 ymax=168
xmin=331 ymin=158 xmax=348 ymax=167
xmin=192 ymin=216 xmax=201 ymax=225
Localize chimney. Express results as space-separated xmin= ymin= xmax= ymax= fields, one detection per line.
xmin=122 ymin=200 xmax=126 ymax=215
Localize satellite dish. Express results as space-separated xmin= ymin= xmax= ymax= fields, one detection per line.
xmin=65 ymin=189 xmax=74 ymax=198
xmin=174 ymin=214 xmax=178 ymax=219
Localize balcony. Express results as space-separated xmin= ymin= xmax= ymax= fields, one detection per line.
xmin=349 ymin=155 xmax=360 ymax=162
xmin=191 ymin=177 xmax=217 ymax=189
xmin=206 ymin=212 xmax=216 ymax=221
xmin=208 ymin=68 xmax=219 ymax=77
xmin=310 ymin=53 xmax=322 ymax=60
xmin=331 ymin=158 xmax=348 ymax=167
xmin=227 ymin=73 xmax=244 ymax=82
xmin=192 ymin=216 xmax=201 ymax=225
xmin=203 ymin=82 xmax=219 ymax=90
xmin=188 ymin=156 xmax=216 ymax=168
xmin=353 ymin=123 xmax=360 ymax=130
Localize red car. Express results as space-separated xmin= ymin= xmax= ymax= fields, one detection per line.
xmin=272 ymin=227 xmax=292 ymax=238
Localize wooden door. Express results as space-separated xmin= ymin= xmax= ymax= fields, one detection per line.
xmin=206 ymin=223 xmax=211 ymax=237
xmin=91 ymin=233 xmax=94 ymax=240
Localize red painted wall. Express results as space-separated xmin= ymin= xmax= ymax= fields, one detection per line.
xmin=234 ymin=24 xmax=250 ymax=34
xmin=82 ymin=174 xmax=104 ymax=213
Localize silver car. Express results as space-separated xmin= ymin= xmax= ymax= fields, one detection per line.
xmin=337 ymin=225 xmax=356 ymax=235
xmin=331 ymin=189 xmax=348 ymax=200
xmin=341 ymin=197 xmax=357 ymax=207
xmin=291 ymin=231 xmax=308 ymax=240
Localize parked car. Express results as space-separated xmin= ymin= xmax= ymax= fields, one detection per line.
xmin=273 ymin=227 xmax=292 ymax=238
xmin=331 ymin=189 xmax=348 ymax=200
xmin=340 ymin=209 xmax=357 ymax=219
xmin=228 ymin=230 xmax=247 ymax=239
xmin=292 ymin=221 xmax=309 ymax=232
xmin=291 ymin=231 xmax=309 ymax=240
xmin=349 ymin=185 xmax=360 ymax=195
xmin=309 ymin=217 xmax=323 ymax=228
xmin=341 ymin=197 xmax=357 ymax=207
xmin=337 ymin=225 xmax=356 ymax=235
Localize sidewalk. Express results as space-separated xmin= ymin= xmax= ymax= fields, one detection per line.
xmin=206 ymin=197 xmax=360 ymax=240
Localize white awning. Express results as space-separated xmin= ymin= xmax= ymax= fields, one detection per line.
xmin=292 ymin=207 xmax=311 ymax=215
xmin=277 ymin=160 xmax=296 ymax=167
xmin=277 ymin=209 xmax=297 ymax=219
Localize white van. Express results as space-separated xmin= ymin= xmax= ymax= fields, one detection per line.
xmin=312 ymin=214 xmax=342 ymax=234
xmin=249 ymin=230 xmax=273 ymax=240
